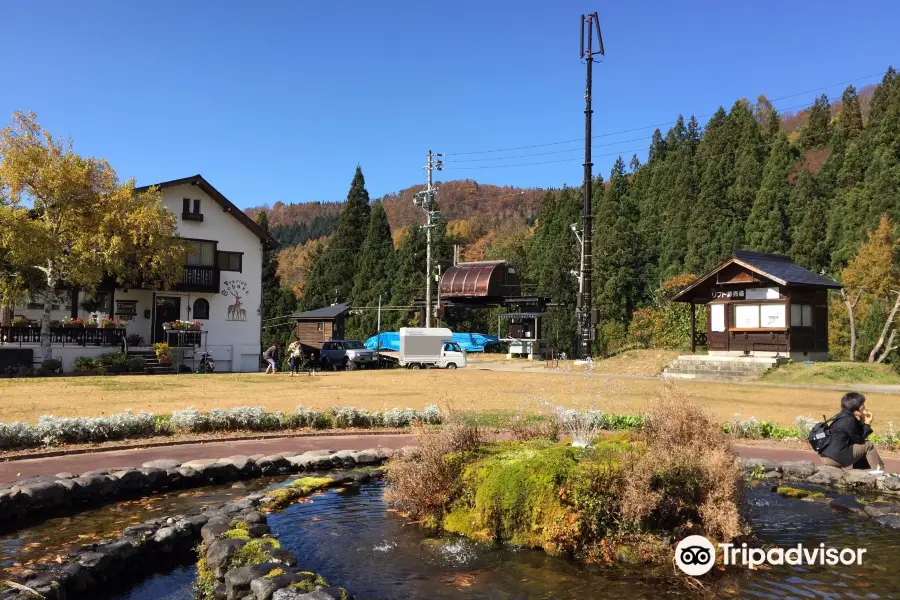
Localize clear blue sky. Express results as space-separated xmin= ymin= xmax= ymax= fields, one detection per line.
xmin=2 ymin=1 xmax=898 ymax=208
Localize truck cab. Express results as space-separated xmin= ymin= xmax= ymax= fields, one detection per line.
xmin=439 ymin=341 xmax=467 ymax=369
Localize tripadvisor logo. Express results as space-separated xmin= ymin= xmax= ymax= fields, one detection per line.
xmin=675 ymin=535 xmax=867 ymax=575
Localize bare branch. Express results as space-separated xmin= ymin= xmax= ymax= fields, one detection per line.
xmin=877 ymin=329 xmax=898 ymax=364
xmin=869 ymin=291 xmax=900 ymax=362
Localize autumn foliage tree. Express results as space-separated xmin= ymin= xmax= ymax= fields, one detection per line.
xmin=839 ymin=215 xmax=900 ymax=362
xmin=0 ymin=112 xmax=185 ymax=361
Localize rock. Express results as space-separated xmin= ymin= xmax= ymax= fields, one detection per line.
xmin=55 ymin=478 xmax=81 ymax=493
xmin=280 ymin=451 xmax=299 ymax=458
xmin=181 ymin=458 xmax=219 ymax=471
xmin=103 ymin=539 xmax=139 ymax=562
xmin=273 ymin=589 xmax=342 ymax=600
xmin=257 ymin=455 xmax=291 ymax=475
xmin=140 ymin=466 xmax=169 ymax=489
xmin=247 ymin=523 xmax=271 ymax=537
xmin=332 ymin=450 xmax=357 ymax=466
xmin=202 ymin=518 xmax=234 ymax=544
xmin=875 ymin=514 xmax=900 ymax=529
xmin=863 ymin=502 xmax=900 ymax=518
xmin=61 ymin=562 xmax=92 ymax=592
xmin=842 ymin=470 xmax=877 ymax=488
xmin=78 ymin=550 xmax=112 ymax=572
xmin=112 ymin=469 xmax=151 ymax=492
xmin=218 ymin=456 xmax=261 ymax=478
xmin=71 ymin=474 xmax=117 ymax=499
xmin=829 ymin=499 xmax=864 ymax=515
xmin=24 ymin=574 xmax=66 ymax=600
xmin=761 ymin=469 xmax=782 ymax=479
xmin=225 ymin=563 xmax=279 ymax=600
xmin=14 ymin=480 xmax=70 ymax=509
xmin=207 ymin=539 xmax=247 ymax=578
xmin=152 ymin=526 xmax=178 ymax=545
xmin=55 ymin=472 xmax=78 ymax=479
xmin=249 ymin=454 xmax=266 ymax=461
xmin=374 ymin=447 xmax=394 ymax=459
xmin=267 ymin=548 xmax=297 ymax=566
xmin=251 ymin=572 xmax=313 ymax=600
xmin=187 ymin=514 xmax=211 ymax=529
xmin=879 ymin=476 xmax=900 ymax=492
xmin=398 ymin=445 xmax=420 ymax=457
xmin=229 ymin=497 xmax=257 ymax=512
xmin=244 ymin=511 xmax=266 ymax=524
xmin=286 ymin=455 xmax=315 ymax=470
xmin=203 ymin=462 xmax=242 ymax=483
xmin=807 ymin=466 xmax=843 ymax=486
xmin=142 ymin=459 xmax=182 ymax=470
xmin=741 ymin=458 xmax=776 ymax=473
xmin=351 ymin=450 xmax=379 ymax=465
xmin=123 ymin=523 xmax=157 ymax=538
xmin=779 ymin=461 xmax=817 ymax=478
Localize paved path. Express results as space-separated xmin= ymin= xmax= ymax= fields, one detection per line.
xmin=2 ymin=434 xmax=896 ymax=483
xmin=0 ymin=434 xmax=416 ymax=483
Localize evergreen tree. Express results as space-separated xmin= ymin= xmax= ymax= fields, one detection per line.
xmin=755 ymin=95 xmax=781 ymax=147
xmin=594 ymin=157 xmax=643 ymax=325
xmin=788 ymin=167 xmax=828 ymax=271
xmin=299 ymin=166 xmax=371 ymax=310
xmin=799 ymin=94 xmax=831 ymax=149
xmin=746 ymin=133 xmax=796 ymax=253
xmin=833 ymin=85 xmax=864 ymax=147
xmin=659 ymin=116 xmax=699 ymax=277
xmin=256 ymin=211 xmax=298 ymax=350
xmin=347 ymin=201 xmax=394 ymax=339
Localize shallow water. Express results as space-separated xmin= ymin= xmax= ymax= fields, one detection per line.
xmin=111 ymin=480 xmax=900 ymax=600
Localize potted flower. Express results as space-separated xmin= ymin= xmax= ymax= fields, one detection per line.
xmin=162 ymin=322 xmax=173 ymax=331
xmin=189 ymin=320 xmax=202 ymax=331
xmin=101 ymin=317 xmax=121 ymax=329
xmin=61 ymin=317 xmax=84 ymax=328
xmin=11 ymin=316 xmax=28 ymax=328
xmin=84 ymin=318 xmax=99 ymax=329
xmin=154 ymin=342 xmax=173 ymax=365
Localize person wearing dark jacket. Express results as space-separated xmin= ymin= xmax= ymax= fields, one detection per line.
xmin=820 ymin=392 xmax=884 ymax=472
xmin=263 ymin=343 xmax=280 ymax=375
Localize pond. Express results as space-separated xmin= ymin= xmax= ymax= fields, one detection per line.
xmin=112 ymin=480 xmax=900 ymax=600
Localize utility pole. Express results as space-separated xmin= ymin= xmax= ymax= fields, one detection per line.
xmin=414 ymin=150 xmax=443 ymax=328
xmin=577 ymin=12 xmax=604 ymax=359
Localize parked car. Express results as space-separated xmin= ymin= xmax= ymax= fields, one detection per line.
xmin=320 ymin=340 xmax=380 ymax=371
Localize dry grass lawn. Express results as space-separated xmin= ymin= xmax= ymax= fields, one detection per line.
xmin=1 ymin=367 xmax=897 ymax=427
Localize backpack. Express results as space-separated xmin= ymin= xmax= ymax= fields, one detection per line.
xmin=808 ymin=413 xmax=841 ymax=454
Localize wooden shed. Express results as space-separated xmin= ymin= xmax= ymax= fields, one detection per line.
xmin=288 ymin=303 xmax=350 ymax=354
xmin=671 ymin=250 xmax=841 ymax=360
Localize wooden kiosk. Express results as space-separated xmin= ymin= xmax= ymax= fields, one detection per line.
xmin=671 ymin=250 xmax=841 ymax=361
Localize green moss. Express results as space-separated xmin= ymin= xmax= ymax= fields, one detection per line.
xmin=777 ymin=486 xmax=824 ymax=500
xmin=221 ymin=528 xmax=250 ymax=540
xmin=230 ymin=519 xmax=249 ymax=529
xmin=289 ymin=581 xmax=316 ymax=592
xmin=267 ymin=487 xmax=301 ymax=510
xmin=288 ymin=476 xmax=334 ymax=495
xmin=193 ymin=543 xmax=217 ymax=600
xmin=230 ymin=537 xmax=281 ymax=569
xmin=265 ymin=568 xmax=286 ymax=578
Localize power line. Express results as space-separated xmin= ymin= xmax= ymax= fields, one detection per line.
xmin=442 ymin=69 xmax=889 ymax=157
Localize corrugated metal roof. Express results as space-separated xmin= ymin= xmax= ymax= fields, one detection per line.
xmin=731 ymin=250 xmax=841 ymax=288
xmin=289 ymin=302 xmax=351 ymax=320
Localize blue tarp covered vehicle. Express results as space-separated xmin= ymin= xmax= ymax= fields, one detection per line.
xmin=364 ymin=332 xmax=498 ymax=353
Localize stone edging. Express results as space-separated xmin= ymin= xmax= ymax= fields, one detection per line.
xmin=0 ymin=447 xmax=399 ymax=531
xmin=0 ymin=430 xmax=410 ymax=462
xmin=740 ymin=457 xmax=900 ymax=529
xmin=0 ymin=449 xmax=398 ymax=600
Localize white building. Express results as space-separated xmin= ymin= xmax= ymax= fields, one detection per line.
xmin=7 ymin=175 xmax=276 ymax=372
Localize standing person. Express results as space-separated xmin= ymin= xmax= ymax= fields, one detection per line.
xmin=819 ymin=392 xmax=884 ymax=473
xmin=287 ymin=337 xmax=302 ymax=377
xmin=263 ymin=342 xmax=281 ymax=375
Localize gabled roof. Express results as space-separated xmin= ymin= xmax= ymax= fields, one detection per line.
xmin=672 ymin=250 xmax=841 ymax=303
xmin=289 ymin=302 xmax=351 ymax=320
xmin=135 ymin=174 xmax=277 ymax=249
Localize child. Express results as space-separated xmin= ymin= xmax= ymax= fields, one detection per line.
xmin=287 ymin=338 xmax=302 ymax=377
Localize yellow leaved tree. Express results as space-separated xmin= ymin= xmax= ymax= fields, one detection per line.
xmin=0 ymin=111 xmax=186 ymax=361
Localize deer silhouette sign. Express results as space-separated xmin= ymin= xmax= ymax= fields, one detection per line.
xmin=227 ymin=293 xmax=247 ymax=321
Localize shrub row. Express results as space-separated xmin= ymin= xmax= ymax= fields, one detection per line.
xmin=73 ymin=351 xmax=146 ymax=375
xmin=0 ymin=404 xmax=443 ymax=451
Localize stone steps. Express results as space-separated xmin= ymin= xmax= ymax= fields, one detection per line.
xmin=662 ymin=355 xmax=780 ymax=382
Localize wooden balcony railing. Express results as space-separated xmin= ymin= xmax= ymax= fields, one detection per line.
xmin=179 ymin=266 xmax=220 ymax=293
xmin=0 ymin=326 xmax=126 ymax=347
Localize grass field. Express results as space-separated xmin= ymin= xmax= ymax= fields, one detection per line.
xmin=761 ymin=361 xmax=900 ymax=385
xmin=1 ymin=365 xmax=897 ymax=427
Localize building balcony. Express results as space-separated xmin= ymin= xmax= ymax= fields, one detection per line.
xmin=178 ymin=266 xmax=220 ymax=293
xmin=1 ymin=326 xmax=126 ymax=347
xmin=182 ymin=212 xmax=204 ymax=222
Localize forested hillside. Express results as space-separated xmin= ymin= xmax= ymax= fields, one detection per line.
xmin=257 ymin=68 xmax=900 ymax=366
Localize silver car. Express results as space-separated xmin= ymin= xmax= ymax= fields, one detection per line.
xmin=320 ymin=340 xmax=380 ymax=371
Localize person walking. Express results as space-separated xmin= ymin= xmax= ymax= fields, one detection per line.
xmin=819 ymin=392 xmax=884 ymax=473
xmin=263 ymin=343 xmax=281 ymax=375
xmin=287 ymin=338 xmax=302 ymax=377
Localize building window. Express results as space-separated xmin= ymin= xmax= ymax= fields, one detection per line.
xmin=217 ymin=251 xmax=242 ymax=272
xmin=182 ymin=198 xmax=204 ymax=221
xmin=183 ymin=198 xmax=190 ymax=214
xmin=193 ymin=298 xmax=210 ymax=320
xmin=791 ymin=304 xmax=814 ymax=327
xmin=317 ymin=321 xmax=324 ymax=332
xmin=186 ymin=241 xmax=216 ymax=266
xmin=734 ymin=303 xmax=786 ymax=329
xmin=193 ymin=199 xmax=201 ymax=214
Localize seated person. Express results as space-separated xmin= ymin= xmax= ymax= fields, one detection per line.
xmin=820 ymin=392 xmax=884 ymax=473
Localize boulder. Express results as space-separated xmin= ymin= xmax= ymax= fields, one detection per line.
xmin=218 ymin=456 xmax=261 ymax=478
xmin=152 ymin=526 xmax=178 ymax=545
xmin=779 ymin=461 xmax=817 ymax=478
xmin=286 ymin=455 xmax=315 ymax=470
xmin=225 ymin=562 xmax=279 ymax=600
xmin=247 ymin=523 xmax=271 ymax=537
xmin=78 ymin=550 xmax=113 ymax=572
xmin=842 ymin=470 xmax=877 ymax=488
xmin=142 ymin=459 xmax=182 ymax=470
xmin=181 ymin=458 xmax=219 ymax=471
xmin=374 ymin=447 xmax=394 ymax=459
xmin=55 ymin=472 xmax=78 ymax=479
xmin=829 ymin=499 xmax=864 ymax=516
xmin=203 ymin=462 xmax=242 ymax=483
xmin=807 ymin=466 xmax=843 ymax=486
xmin=273 ymin=589 xmax=342 ymax=600
xmin=103 ymin=539 xmax=139 ymax=562
xmin=202 ymin=517 xmax=235 ymax=544
xmin=139 ymin=466 xmax=169 ymax=489
xmin=257 ymin=455 xmax=291 ymax=475
xmin=875 ymin=514 xmax=900 ymax=529
xmin=251 ymin=572 xmax=314 ymax=600
xmin=879 ymin=476 xmax=900 ymax=492
xmin=60 ymin=562 xmax=92 ymax=592
xmin=244 ymin=511 xmax=266 ymax=525
xmin=267 ymin=548 xmax=297 ymax=567
xmin=71 ymin=474 xmax=117 ymax=499
xmin=176 ymin=467 xmax=204 ymax=487
xmin=740 ymin=458 xmax=777 ymax=472
xmin=112 ymin=469 xmax=151 ymax=492
xmin=207 ymin=538 xmax=247 ymax=578
xmin=14 ymin=480 xmax=70 ymax=509
xmin=351 ymin=449 xmax=380 ymax=465
xmin=332 ymin=450 xmax=357 ymax=466
xmin=863 ymin=502 xmax=900 ymax=518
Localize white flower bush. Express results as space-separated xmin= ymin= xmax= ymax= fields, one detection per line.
xmin=170 ymin=407 xmax=209 ymax=433
xmin=0 ymin=422 xmax=40 ymax=450
xmin=795 ymin=415 xmax=818 ymax=438
xmin=29 ymin=410 xmax=156 ymax=446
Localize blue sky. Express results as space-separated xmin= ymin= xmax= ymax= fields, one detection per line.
xmin=2 ymin=1 xmax=898 ymax=208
